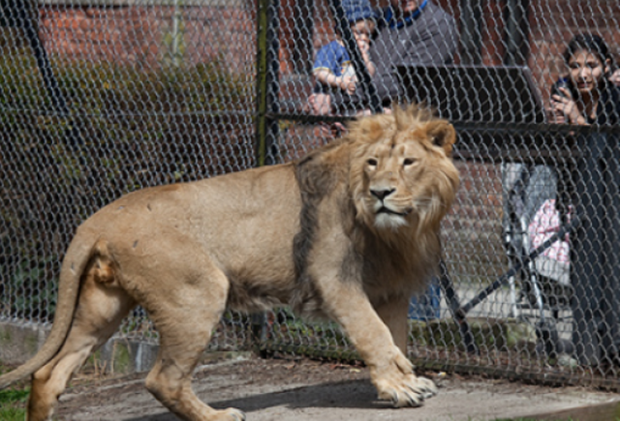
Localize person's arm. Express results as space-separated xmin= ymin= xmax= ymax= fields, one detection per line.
xmin=358 ymin=40 xmax=376 ymax=77
xmin=313 ymin=69 xmax=357 ymax=94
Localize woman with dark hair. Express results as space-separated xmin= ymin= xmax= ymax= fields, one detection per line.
xmin=550 ymin=33 xmax=620 ymax=126
xmin=545 ymin=33 xmax=620 ymax=367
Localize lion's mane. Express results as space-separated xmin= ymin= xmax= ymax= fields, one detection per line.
xmin=292 ymin=105 xmax=459 ymax=313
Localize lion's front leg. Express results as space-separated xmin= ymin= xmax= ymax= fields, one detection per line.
xmin=373 ymin=296 xmax=410 ymax=354
xmin=321 ymin=283 xmax=437 ymax=407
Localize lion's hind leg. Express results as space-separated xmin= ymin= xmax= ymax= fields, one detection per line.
xmin=28 ymin=259 xmax=136 ymax=421
xmin=142 ymin=260 xmax=245 ymax=421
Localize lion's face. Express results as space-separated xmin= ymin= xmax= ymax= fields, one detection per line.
xmin=349 ymin=107 xmax=459 ymax=233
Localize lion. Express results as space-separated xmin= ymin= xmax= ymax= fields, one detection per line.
xmin=0 ymin=105 xmax=459 ymax=421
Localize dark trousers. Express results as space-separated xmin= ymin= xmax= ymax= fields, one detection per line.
xmin=571 ymin=133 xmax=620 ymax=365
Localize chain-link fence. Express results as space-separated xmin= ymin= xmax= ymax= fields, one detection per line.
xmin=1 ymin=0 xmax=620 ymax=390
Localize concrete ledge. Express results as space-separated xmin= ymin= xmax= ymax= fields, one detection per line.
xmin=0 ymin=321 xmax=159 ymax=375
xmin=0 ymin=322 xmax=51 ymax=364
xmin=0 ymin=321 xmax=253 ymax=375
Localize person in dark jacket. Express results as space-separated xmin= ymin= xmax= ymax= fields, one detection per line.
xmin=309 ymin=0 xmax=458 ymax=114
xmin=549 ymin=33 xmax=620 ymax=366
xmin=550 ymin=33 xmax=620 ymax=126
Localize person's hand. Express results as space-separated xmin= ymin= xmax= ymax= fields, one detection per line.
xmin=357 ymin=40 xmax=370 ymax=56
xmin=339 ymin=75 xmax=357 ymax=94
xmin=548 ymin=106 xmax=567 ymax=124
xmin=308 ymin=93 xmax=332 ymax=115
xmin=610 ymin=69 xmax=620 ymax=87
xmin=550 ymin=87 xmax=585 ymax=125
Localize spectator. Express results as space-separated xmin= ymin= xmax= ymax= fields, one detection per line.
xmin=525 ymin=34 xmax=619 ymax=283
xmin=547 ymin=33 xmax=620 ymax=365
xmin=310 ymin=0 xmax=458 ymax=115
xmin=526 ymin=35 xmax=620 ymax=288
xmin=550 ymin=33 xmax=620 ymax=125
xmin=610 ymin=68 xmax=620 ymax=87
xmin=312 ymin=0 xmax=377 ymax=116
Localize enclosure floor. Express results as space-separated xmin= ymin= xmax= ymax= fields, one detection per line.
xmin=55 ymin=355 xmax=618 ymax=421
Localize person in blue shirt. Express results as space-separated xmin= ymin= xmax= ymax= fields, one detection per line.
xmin=312 ymin=0 xmax=376 ymax=115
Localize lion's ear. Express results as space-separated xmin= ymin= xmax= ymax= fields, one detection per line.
xmin=425 ymin=120 xmax=456 ymax=156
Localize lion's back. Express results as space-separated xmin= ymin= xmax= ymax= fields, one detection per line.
xmin=73 ymin=164 xmax=303 ymax=284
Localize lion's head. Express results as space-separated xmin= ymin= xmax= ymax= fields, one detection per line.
xmin=347 ymin=105 xmax=459 ymax=236
xmin=293 ymin=105 xmax=459 ymax=300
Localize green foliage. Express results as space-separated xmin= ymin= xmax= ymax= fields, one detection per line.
xmin=0 ymin=406 xmax=26 ymax=421
xmin=0 ymin=53 xmax=254 ymax=322
xmin=272 ymin=308 xmax=351 ymax=351
xmin=0 ymin=388 xmax=29 ymax=404
xmin=0 ymin=53 xmax=254 ymax=195
xmin=0 ymin=257 xmax=58 ymax=320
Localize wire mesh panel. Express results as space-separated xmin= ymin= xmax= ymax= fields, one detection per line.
xmin=0 ymin=0 xmax=257 ymax=347
xmin=262 ymin=0 xmax=620 ymax=388
xmin=1 ymin=0 xmax=620 ymax=390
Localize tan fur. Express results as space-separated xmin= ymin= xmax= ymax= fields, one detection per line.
xmin=0 ymin=105 xmax=459 ymax=421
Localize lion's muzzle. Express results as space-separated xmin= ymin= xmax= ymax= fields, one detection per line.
xmin=377 ymin=206 xmax=412 ymax=217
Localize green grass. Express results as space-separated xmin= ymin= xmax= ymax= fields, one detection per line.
xmin=0 ymin=388 xmax=29 ymax=421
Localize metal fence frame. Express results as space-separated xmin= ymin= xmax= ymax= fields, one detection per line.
xmin=2 ymin=0 xmax=620 ymax=391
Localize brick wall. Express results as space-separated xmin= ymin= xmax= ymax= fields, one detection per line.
xmin=36 ymin=2 xmax=620 ymax=91
xmin=38 ymin=5 xmax=255 ymax=72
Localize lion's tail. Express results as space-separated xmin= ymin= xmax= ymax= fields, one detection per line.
xmin=0 ymin=230 xmax=95 ymax=389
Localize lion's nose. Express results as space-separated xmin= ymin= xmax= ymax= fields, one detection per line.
xmin=370 ymin=188 xmax=395 ymax=201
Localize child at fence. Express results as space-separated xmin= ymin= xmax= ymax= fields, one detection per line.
xmin=311 ymin=0 xmax=377 ymax=116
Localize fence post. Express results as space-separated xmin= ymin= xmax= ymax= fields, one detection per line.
xmin=16 ymin=0 xmax=83 ymax=151
xmin=503 ymin=0 xmax=530 ymax=66
xmin=255 ymin=0 xmax=280 ymax=166
xmin=459 ymin=0 xmax=483 ymax=65
xmin=571 ymin=132 xmax=620 ymax=365
xmin=253 ymin=0 xmax=281 ymax=352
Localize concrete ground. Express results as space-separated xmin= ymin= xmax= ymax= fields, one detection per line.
xmin=54 ymin=356 xmax=620 ymax=421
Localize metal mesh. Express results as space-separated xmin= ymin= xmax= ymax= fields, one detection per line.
xmin=1 ymin=0 xmax=620 ymax=389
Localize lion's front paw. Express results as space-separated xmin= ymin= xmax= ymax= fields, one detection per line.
xmin=375 ymin=373 xmax=438 ymax=407
xmin=214 ymin=407 xmax=246 ymax=421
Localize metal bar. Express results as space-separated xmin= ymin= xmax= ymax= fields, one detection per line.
xmin=255 ymin=0 xmax=280 ymax=166
xmin=459 ymin=0 xmax=483 ymax=65
xmin=21 ymin=0 xmax=83 ymax=151
xmin=503 ymin=0 xmax=531 ymax=66
xmin=265 ymin=113 xmax=620 ymax=136
xmin=460 ymin=214 xmax=581 ymax=315
xmin=439 ymin=260 xmax=478 ymax=354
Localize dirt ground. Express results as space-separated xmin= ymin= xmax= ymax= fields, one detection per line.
xmin=52 ymin=355 xmax=620 ymax=421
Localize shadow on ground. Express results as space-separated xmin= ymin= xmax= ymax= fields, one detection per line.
xmin=126 ymin=379 xmax=391 ymax=420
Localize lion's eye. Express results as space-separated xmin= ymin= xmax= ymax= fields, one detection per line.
xmin=367 ymin=158 xmax=377 ymax=167
xmin=403 ymin=158 xmax=416 ymax=166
